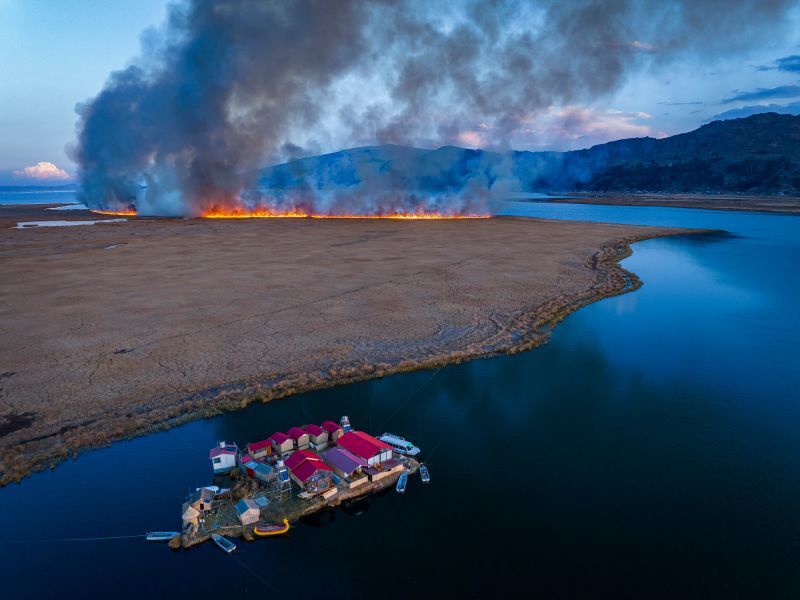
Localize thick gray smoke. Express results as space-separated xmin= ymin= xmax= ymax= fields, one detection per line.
xmin=73 ymin=0 xmax=797 ymax=216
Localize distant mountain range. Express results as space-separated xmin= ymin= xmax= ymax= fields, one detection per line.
xmin=262 ymin=113 xmax=800 ymax=195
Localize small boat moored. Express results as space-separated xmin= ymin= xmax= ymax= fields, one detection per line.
xmin=419 ymin=464 xmax=431 ymax=483
xmin=396 ymin=471 xmax=409 ymax=494
xmin=379 ymin=433 xmax=421 ymax=457
xmin=340 ymin=415 xmax=352 ymax=433
xmin=254 ymin=518 xmax=290 ymax=537
xmin=195 ymin=485 xmax=229 ymax=495
xmin=146 ymin=531 xmax=179 ymax=542
xmin=212 ymin=533 xmax=237 ymax=554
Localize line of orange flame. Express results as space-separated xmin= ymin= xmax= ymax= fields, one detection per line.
xmin=91 ymin=209 xmax=138 ymax=216
xmin=91 ymin=208 xmax=490 ymax=219
xmin=203 ymin=211 xmax=490 ymax=220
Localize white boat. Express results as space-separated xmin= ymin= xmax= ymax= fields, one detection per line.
xmin=396 ymin=471 xmax=408 ymax=494
xmin=379 ymin=433 xmax=421 ymax=457
xmin=212 ymin=533 xmax=236 ymax=554
xmin=419 ymin=464 xmax=431 ymax=483
xmin=195 ymin=485 xmax=229 ymax=496
xmin=146 ymin=531 xmax=179 ymax=542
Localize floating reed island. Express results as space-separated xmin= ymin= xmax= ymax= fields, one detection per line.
xmin=0 ymin=205 xmax=706 ymax=484
xmin=170 ymin=417 xmax=420 ymax=550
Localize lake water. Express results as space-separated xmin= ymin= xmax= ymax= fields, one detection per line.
xmin=1 ymin=202 xmax=798 ymax=598
xmin=0 ymin=188 xmax=77 ymax=205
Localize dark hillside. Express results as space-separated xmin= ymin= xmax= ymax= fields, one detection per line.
xmin=261 ymin=113 xmax=800 ymax=195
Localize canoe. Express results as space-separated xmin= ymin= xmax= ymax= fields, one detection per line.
xmin=396 ymin=471 xmax=408 ymax=494
xmin=254 ymin=518 xmax=290 ymax=537
xmin=211 ymin=533 xmax=236 ymax=554
xmin=146 ymin=531 xmax=179 ymax=542
xmin=420 ymin=464 xmax=431 ymax=483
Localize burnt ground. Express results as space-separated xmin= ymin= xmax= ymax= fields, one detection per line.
xmin=0 ymin=205 xmax=694 ymax=482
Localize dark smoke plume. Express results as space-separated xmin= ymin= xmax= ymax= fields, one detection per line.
xmin=73 ymin=0 xmax=797 ymax=216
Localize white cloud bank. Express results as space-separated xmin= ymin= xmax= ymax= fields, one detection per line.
xmin=13 ymin=161 xmax=71 ymax=181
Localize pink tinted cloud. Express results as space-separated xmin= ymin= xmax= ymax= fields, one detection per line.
xmin=13 ymin=161 xmax=71 ymax=181
xmin=452 ymin=106 xmax=666 ymax=152
xmin=456 ymin=130 xmax=486 ymax=148
xmin=508 ymin=106 xmax=667 ymax=150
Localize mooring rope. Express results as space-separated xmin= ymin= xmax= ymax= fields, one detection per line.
xmin=425 ymin=386 xmax=483 ymax=461
xmin=378 ymin=366 xmax=442 ymax=431
xmin=232 ymin=554 xmax=289 ymax=599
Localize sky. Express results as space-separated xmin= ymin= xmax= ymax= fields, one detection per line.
xmin=0 ymin=0 xmax=168 ymax=184
xmin=1 ymin=0 xmax=799 ymax=185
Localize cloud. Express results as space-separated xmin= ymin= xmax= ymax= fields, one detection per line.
xmin=757 ymin=54 xmax=800 ymax=73
xmin=627 ymin=40 xmax=657 ymax=53
xmin=455 ymin=130 xmax=486 ymax=148
xmin=722 ymin=84 xmax=800 ymax=103
xmin=500 ymin=106 xmax=666 ymax=151
xmin=707 ymin=101 xmax=800 ymax=122
xmin=13 ymin=162 xmax=71 ymax=181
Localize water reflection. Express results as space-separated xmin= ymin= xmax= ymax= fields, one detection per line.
xmin=1 ymin=203 xmax=799 ymax=597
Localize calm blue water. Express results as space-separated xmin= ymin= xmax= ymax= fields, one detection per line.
xmin=1 ymin=202 xmax=798 ymax=598
xmin=0 ymin=188 xmax=77 ymax=205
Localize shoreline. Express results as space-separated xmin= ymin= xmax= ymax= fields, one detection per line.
xmin=539 ymin=193 xmax=800 ymax=215
xmin=0 ymin=223 xmax=709 ymax=486
xmin=3 ymin=193 xmax=799 ymax=216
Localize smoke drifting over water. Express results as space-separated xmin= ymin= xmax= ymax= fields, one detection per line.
xmin=73 ymin=0 xmax=796 ymax=217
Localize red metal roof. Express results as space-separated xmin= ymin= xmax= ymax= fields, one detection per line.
xmin=292 ymin=459 xmax=332 ymax=482
xmin=321 ymin=420 xmax=342 ymax=433
xmin=209 ymin=446 xmax=237 ymax=458
xmin=246 ymin=439 xmax=271 ymax=452
xmin=303 ymin=424 xmax=324 ymax=437
xmin=285 ymin=449 xmax=331 ymax=482
xmin=285 ymin=449 xmax=322 ymax=471
xmin=337 ymin=431 xmax=390 ymax=459
xmin=286 ymin=427 xmax=308 ymax=440
xmin=268 ymin=432 xmax=290 ymax=445
xmin=352 ymin=430 xmax=391 ymax=450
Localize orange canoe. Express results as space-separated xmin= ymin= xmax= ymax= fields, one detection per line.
xmin=254 ymin=518 xmax=290 ymax=536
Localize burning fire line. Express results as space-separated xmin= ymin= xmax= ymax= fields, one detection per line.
xmin=203 ymin=211 xmax=490 ymax=220
xmin=91 ymin=209 xmax=138 ymax=216
xmin=91 ymin=208 xmax=491 ymax=219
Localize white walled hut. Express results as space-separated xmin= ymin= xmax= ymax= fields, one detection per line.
xmin=287 ymin=427 xmax=310 ymax=451
xmin=209 ymin=441 xmax=239 ymax=474
xmin=253 ymin=462 xmax=274 ymax=484
xmin=321 ymin=421 xmax=344 ymax=444
xmin=324 ymin=447 xmax=367 ymax=483
xmin=303 ymin=424 xmax=329 ymax=451
xmin=246 ymin=439 xmax=272 ymax=460
xmin=269 ymin=432 xmax=294 ymax=458
xmin=235 ymin=498 xmax=260 ymax=526
xmin=337 ymin=431 xmax=392 ymax=467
